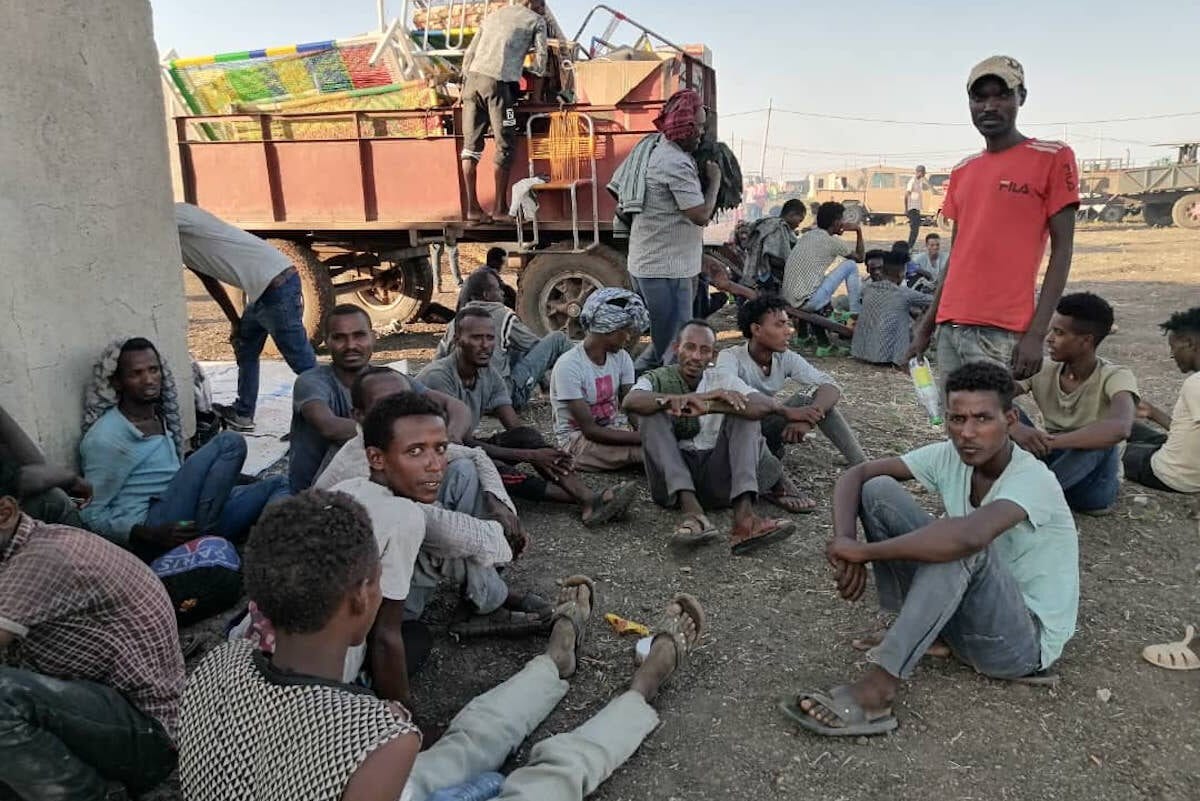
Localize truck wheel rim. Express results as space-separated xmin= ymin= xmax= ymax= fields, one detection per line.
xmin=539 ymin=272 xmax=603 ymax=335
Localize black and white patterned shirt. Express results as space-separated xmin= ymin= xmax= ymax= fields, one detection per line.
xmin=851 ymin=280 xmax=932 ymax=366
xmin=179 ymin=640 xmax=420 ymax=801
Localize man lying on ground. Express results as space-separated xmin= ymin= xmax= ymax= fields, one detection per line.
xmin=549 ymin=289 xmax=648 ymax=472
xmin=718 ymin=296 xmax=867 ymax=492
xmin=289 ymin=304 xmax=471 ymax=491
xmin=0 ymin=492 xmax=184 ymax=800
xmin=438 ymin=268 xmax=571 ymax=410
xmin=622 ymin=319 xmax=802 ymax=553
xmin=177 ymin=202 xmax=317 ymax=433
xmin=782 ymin=362 xmax=1078 ymax=737
xmin=1009 ymin=293 xmax=1137 ymax=513
xmin=179 ymin=488 xmax=704 ymax=801
xmin=79 ymin=337 xmax=289 ymax=559
xmin=418 ymin=307 xmax=637 ymax=527
xmin=0 ymin=401 xmax=91 ymax=526
xmin=851 ymin=252 xmax=933 ymax=368
xmin=1123 ymin=306 xmax=1200 ymax=498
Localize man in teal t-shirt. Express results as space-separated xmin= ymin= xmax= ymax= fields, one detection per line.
xmin=781 ymin=361 xmax=1079 ymax=738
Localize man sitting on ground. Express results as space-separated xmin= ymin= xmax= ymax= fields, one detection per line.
xmin=180 ymin=490 xmax=704 ymax=801
xmin=339 ymin=393 xmax=546 ymax=702
xmin=742 ymin=199 xmax=808 ymax=296
xmin=79 ymin=337 xmax=289 ymax=561
xmin=623 ymin=319 xmax=803 ymax=553
xmin=457 ymin=246 xmax=517 ymax=310
xmin=718 ymin=297 xmax=867 ymax=488
xmin=782 ymin=201 xmax=865 ymax=318
xmin=438 ymin=268 xmax=571 ymax=410
xmin=0 ymin=491 xmax=184 ymax=800
xmin=419 ymin=307 xmax=638 ymax=526
xmin=783 ymin=362 xmax=1078 ymax=737
xmin=851 ymin=252 xmax=933 ymax=368
xmin=550 ymin=289 xmax=648 ymax=472
xmin=1009 ymin=293 xmax=1137 ymax=513
xmin=910 ymin=232 xmax=947 ymax=291
xmin=0 ymin=402 xmax=91 ymax=526
xmin=1123 ymin=306 xmax=1200 ymax=498
xmin=177 ymin=202 xmax=318 ymax=433
xmin=289 ymin=304 xmax=471 ymax=491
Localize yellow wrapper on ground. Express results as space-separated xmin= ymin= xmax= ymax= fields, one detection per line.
xmin=605 ymin=613 xmax=650 ymax=637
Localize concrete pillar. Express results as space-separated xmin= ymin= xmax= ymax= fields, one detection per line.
xmin=0 ymin=0 xmax=192 ymax=467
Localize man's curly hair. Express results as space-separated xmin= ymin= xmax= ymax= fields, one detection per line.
xmin=362 ymin=391 xmax=447 ymax=452
xmin=737 ymin=295 xmax=790 ymax=340
xmin=244 ymin=490 xmax=378 ymax=634
xmin=1160 ymin=307 xmax=1200 ymax=338
xmin=944 ymin=361 xmax=1016 ymax=411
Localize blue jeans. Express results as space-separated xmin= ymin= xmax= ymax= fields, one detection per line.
xmin=801 ymin=260 xmax=862 ymax=315
xmin=509 ymin=331 xmax=572 ymax=409
xmin=144 ymin=432 xmax=290 ymax=548
xmin=0 ymin=667 xmax=176 ymax=800
xmin=1016 ymin=411 xmax=1120 ymax=511
xmin=631 ymin=275 xmax=697 ymax=370
xmin=234 ymin=272 xmax=317 ymax=418
xmin=860 ymin=477 xmax=1043 ymax=680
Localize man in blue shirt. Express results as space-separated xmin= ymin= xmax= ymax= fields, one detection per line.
xmin=79 ymin=338 xmax=289 ymax=562
xmin=781 ymin=362 xmax=1078 ymax=737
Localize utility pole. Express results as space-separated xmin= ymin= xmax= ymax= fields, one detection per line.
xmin=758 ymin=97 xmax=773 ymax=180
xmin=779 ymin=151 xmax=786 ymax=183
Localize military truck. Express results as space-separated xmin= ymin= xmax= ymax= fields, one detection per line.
xmin=806 ymin=165 xmax=951 ymax=226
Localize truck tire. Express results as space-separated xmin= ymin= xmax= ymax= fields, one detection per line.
xmin=517 ymin=245 xmax=628 ymax=337
xmin=353 ymin=256 xmax=434 ymax=330
xmin=1098 ymin=204 xmax=1125 ymax=223
xmin=1172 ymin=193 xmax=1200 ymax=229
xmin=266 ymin=239 xmax=334 ymax=347
xmin=841 ymin=203 xmax=867 ymax=226
xmin=1143 ymin=203 xmax=1173 ymax=228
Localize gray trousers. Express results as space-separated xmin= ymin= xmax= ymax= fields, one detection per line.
xmin=639 ymin=413 xmax=781 ymax=510
xmin=406 ymin=459 xmax=508 ymax=621
xmin=510 ymin=331 xmax=573 ymax=410
xmin=760 ymin=391 xmax=867 ymax=465
xmin=403 ymin=655 xmax=659 ymax=801
xmin=861 ymin=477 xmax=1043 ymax=680
xmin=935 ymin=323 xmax=1018 ymax=382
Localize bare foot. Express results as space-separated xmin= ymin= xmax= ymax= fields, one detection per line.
xmin=629 ymin=597 xmax=703 ymax=702
xmin=546 ymin=578 xmax=592 ymax=679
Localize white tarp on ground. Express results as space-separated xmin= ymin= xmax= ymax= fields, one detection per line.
xmin=199 ymin=359 xmax=409 ymax=476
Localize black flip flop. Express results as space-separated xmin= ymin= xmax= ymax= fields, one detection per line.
xmin=779 ymin=686 xmax=898 ymax=737
xmin=731 ymin=519 xmax=796 ymax=555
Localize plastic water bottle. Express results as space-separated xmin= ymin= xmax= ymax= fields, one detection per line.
xmin=428 ymin=773 xmax=505 ymax=801
xmin=908 ymin=357 xmax=942 ymax=426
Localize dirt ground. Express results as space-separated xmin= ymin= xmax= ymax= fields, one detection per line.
xmin=179 ymin=221 xmax=1200 ymax=801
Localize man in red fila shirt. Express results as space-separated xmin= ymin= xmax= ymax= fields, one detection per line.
xmin=909 ymin=56 xmax=1080 ymax=381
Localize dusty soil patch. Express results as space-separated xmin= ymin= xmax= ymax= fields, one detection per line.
xmin=175 ymin=223 xmax=1200 ymax=801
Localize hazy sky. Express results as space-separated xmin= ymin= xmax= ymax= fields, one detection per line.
xmin=151 ymin=0 xmax=1200 ymax=177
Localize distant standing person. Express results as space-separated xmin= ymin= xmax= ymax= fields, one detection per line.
xmin=904 ymin=166 xmax=930 ymax=248
xmin=176 ymin=203 xmax=317 ymax=433
xmin=459 ymin=0 xmax=548 ymax=223
xmin=907 ymin=56 xmax=1079 ymax=381
xmin=626 ymin=89 xmax=722 ymax=370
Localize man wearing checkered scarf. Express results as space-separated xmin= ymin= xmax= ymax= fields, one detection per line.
xmin=548 ymin=289 xmax=649 ymax=471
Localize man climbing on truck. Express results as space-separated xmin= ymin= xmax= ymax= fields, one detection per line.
xmin=459 ymin=0 xmax=548 ymax=224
